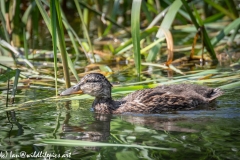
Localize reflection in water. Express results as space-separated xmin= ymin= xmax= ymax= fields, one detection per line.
xmin=0 ymin=88 xmax=239 ymax=159
xmin=119 ymin=115 xmax=198 ymax=133
xmin=57 ymin=89 xmax=240 ymax=159
xmin=62 ymin=112 xmax=111 ymax=142
xmin=60 ymin=100 xmax=221 ymax=144
xmin=61 ymin=100 xmax=202 ymax=145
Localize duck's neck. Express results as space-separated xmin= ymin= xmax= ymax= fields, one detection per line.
xmin=92 ymin=97 xmax=120 ymax=114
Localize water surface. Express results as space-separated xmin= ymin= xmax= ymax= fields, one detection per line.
xmin=0 ymin=79 xmax=240 ymax=159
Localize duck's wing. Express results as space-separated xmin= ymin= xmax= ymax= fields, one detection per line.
xmin=156 ymin=84 xmax=223 ymax=100
xmin=116 ymin=85 xmax=223 ymax=114
xmin=116 ymin=88 xmax=198 ymax=113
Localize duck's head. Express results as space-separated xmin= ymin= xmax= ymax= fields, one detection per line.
xmin=60 ymin=73 xmax=112 ymax=98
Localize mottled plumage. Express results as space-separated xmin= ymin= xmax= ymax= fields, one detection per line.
xmin=60 ymin=73 xmax=223 ymax=114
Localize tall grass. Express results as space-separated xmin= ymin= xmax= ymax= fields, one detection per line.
xmin=0 ymin=0 xmax=239 ymax=80
xmin=131 ymin=0 xmax=142 ymax=76
xmin=181 ymin=0 xmax=217 ymax=62
xmin=50 ymin=0 xmax=58 ymax=95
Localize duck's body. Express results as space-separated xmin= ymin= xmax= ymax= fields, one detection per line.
xmin=60 ymin=73 xmax=223 ymax=114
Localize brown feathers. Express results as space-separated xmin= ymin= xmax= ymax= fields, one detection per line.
xmin=61 ymin=73 xmax=223 ymax=114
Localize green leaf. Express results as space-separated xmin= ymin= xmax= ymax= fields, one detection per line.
xmin=181 ymin=0 xmax=217 ymax=61
xmin=115 ymin=26 xmax=159 ymax=55
xmin=204 ymin=0 xmax=236 ymax=20
xmin=219 ymin=81 xmax=240 ymax=89
xmin=42 ymin=139 xmax=175 ymax=151
xmin=147 ymin=0 xmax=182 ymax=62
xmin=0 ymin=69 xmax=16 ymax=82
xmin=157 ymin=0 xmax=182 ymax=38
xmin=11 ymin=69 xmax=20 ymax=98
xmin=74 ymin=0 xmax=93 ymax=62
xmin=36 ymin=0 xmax=79 ymax=86
xmin=211 ymin=18 xmax=240 ymax=46
xmin=50 ymin=0 xmax=58 ymax=96
xmin=131 ymin=0 xmax=142 ymax=76
xmin=99 ymin=65 xmax=112 ymax=72
xmin=0 ymin=2 xmax=10 ymax=43
xmin=193 ymin=5 xmax=203 ymax=26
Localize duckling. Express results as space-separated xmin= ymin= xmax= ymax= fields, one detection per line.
xmin=60 ymin=73 xmax=223 ymax=114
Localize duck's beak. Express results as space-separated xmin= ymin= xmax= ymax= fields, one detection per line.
xmin=60 ymin=84 xmax=83 ymax=96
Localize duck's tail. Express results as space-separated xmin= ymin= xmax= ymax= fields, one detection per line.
xmin=209 ymin=88 xmax=223 ymax=101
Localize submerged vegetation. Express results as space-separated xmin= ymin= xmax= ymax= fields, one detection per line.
xmin=0 ymin=0 xmax=240 ymax=159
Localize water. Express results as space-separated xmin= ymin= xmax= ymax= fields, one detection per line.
xmin=0 ymin=84 xmax=240 ymax=159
